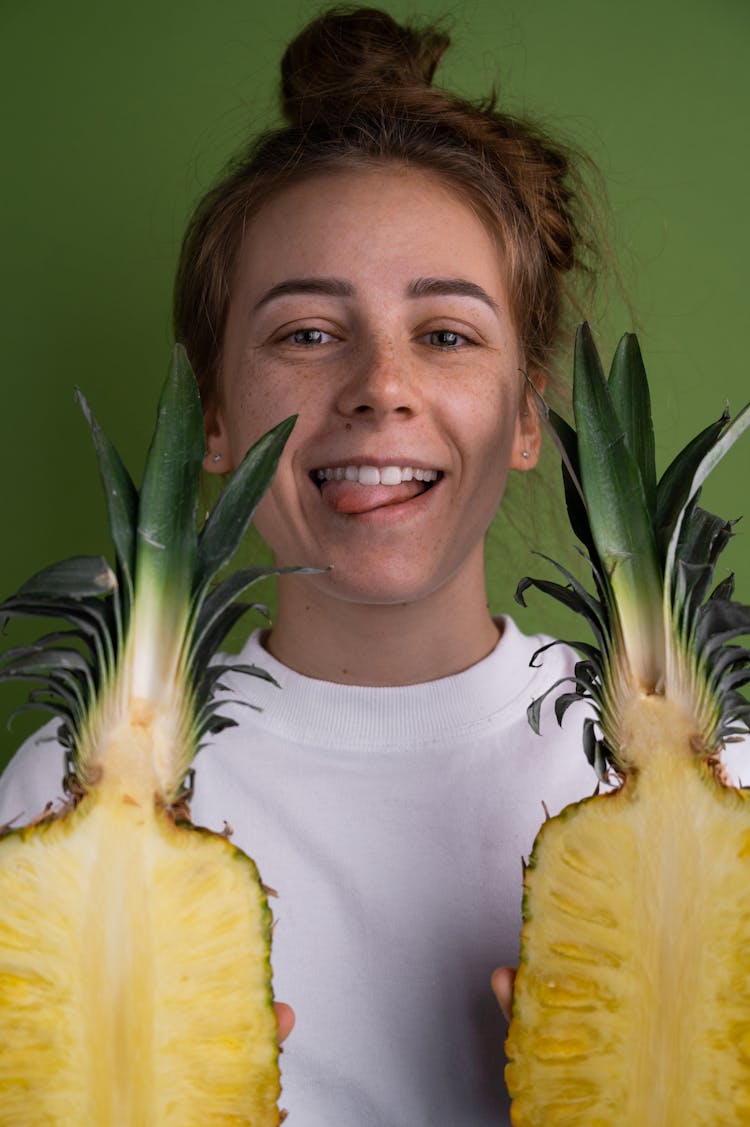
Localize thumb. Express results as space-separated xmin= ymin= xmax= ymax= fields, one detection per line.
xmin=491 ymin=966 xmax=516 ymax=1023
xmin=275 ymin=1001 xmax=295 ymax=1045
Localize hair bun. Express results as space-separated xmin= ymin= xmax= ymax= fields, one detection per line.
xmin=280 ymin=5 xmax=450 ymax=125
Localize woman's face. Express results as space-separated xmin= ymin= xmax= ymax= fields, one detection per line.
xmin=206 ymin=165 xmax=541 ymax=607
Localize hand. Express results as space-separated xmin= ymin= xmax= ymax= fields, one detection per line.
xmin=491 ymin=966 xmax=516 ymax=1023
xmin=275 ymin=1002 xmax=295 ymax=1044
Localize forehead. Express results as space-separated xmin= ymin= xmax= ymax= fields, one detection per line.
xmin=230 ymin=164 xmax=507 ymax=300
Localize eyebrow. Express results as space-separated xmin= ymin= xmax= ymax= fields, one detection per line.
xmin=253 ymin=277 xmax=355 ymax=312
xmin=252 ymin=275 xmax=500 ymax=316
xmin=408 ymin=277 xmax=500 ymax=315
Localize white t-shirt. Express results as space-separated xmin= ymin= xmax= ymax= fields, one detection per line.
xmin=0 ymin=617 xmax=605 ymax=1126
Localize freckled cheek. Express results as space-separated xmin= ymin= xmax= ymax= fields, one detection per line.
xmin=222 ymin=378 xmax=287 ymax=465
xmin=457 ymin=394 xmax=519 ymax=469
xmin=233 ymin=368 xmax=325 ymax=448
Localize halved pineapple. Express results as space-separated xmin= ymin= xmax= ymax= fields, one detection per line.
xmin=505 ymin=325 xmax=750 ymax=1125
xmin=0 ymin=348 xmax=296 ymax=1124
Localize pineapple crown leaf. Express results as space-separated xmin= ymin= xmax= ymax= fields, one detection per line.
xmin=528 ymin=383 xmax=595 ymax=562
xmin=199 ymin=662 xmax=280 ymax=695
xmin=0 ymin=345 xmax=301 ymax=787
xmin=521 ymin=323 xmax=750 ymax=769
xmin=0 ymin=646 xmax=91 ymax=681
xmin=527 ymin=636 xmax=602 ymax=668
xmin=135 ymin=345 xmax=205 ymax=608
xmin=5 ymin=699 xmax=72 ymax=733
xmin=699 ymin=619 xmax=750 ymax=663
xmin=194 ymin=659 xmax=282 ymax=731
xmin=572 ymin=322 xmax=660 ymax=580
xmin=515 ymin=571 xmax=609 ymax=657
xmin=710 ymin=571 xmax=735 ymax=602
xmin=193 ymin=567 xmax=278 ymax=635
xmin=190 ymin=604 xmax=258 ymax=696
xmin=525 ymin=667 xmax=606 ymax=735
xmin=549 ymin=413 xmax=599 ymax=566
xmin=606 ymin=332 xmax=657 ymax=516
xmin=191 ymin=657 xmax=281 ymax=738
xmin=188 ymin=565 xmax=312 ymax=682
xmin=193 ymin=414 xmax=298 ymax=600
xmin=654 ymin=407 xmax=730 ymax=555
xmin=23 ymin=681 xmax=83 ymax=728
xmin=15 ymin=556 xmax=117 ymax=601
xmin=0 ymin=591 xmax=117 ymax=736
xmin=570 ymin=327 xmax=666 ymax=693
xmin=523 ymin=638 xmax=608 ymax=733
xmin=664 ymin=399 xmax=750 ymax=596
xmin=194 ymin=693 xmax=267 ymax=747
xmin=526 ymin=383 xmax=581 ymax=504
xmin=695 ymin=599 xmax=750 ymax=644
xmin=74 ymin=388 xmax=138 ymax=611
xmin=582 ymin=716 xmax=610 ymax=781
xmin=0 ymin=653 xmax=91 ymax=739
xmin=554 ymin=691 xmax=587 ymax=723
xmin=526 ymin=680 xmax=568 ymax=734
xmin=673 ymin=507 xmax=736 ymax=643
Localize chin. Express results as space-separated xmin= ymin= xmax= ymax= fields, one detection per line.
xmin=313 ymin=564 xmax=450 ymax=609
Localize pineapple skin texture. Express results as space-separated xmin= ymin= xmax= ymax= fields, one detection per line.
xmin=0 ymin=791 xmax=281 ymax=1126
xmin=505 ymin=718 xmax=750 ymax=1125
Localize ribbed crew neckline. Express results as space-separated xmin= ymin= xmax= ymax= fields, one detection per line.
xmin=224 ymin=616 xmax=548 ymax=751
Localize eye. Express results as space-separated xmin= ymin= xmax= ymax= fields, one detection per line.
xmin=286 ymin=327 xmax=337 ymax=346
xmin=422 ymin=329 xmax=475 ymax=349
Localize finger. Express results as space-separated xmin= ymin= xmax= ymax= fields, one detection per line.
xmin=491 ymin=965 xmax=517 ymax=1023
xmin=275 ymin=1001 xmax=295 ymax=1045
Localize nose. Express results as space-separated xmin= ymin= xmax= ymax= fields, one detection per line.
xmin=335 ymin=339 xmax=422 ymax=419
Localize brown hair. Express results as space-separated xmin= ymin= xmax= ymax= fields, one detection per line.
xmin=173 ymin=5 xmax=599 ymax=406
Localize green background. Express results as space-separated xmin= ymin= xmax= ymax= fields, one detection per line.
xmin=1 ymin=0 xmax=748 ymax=768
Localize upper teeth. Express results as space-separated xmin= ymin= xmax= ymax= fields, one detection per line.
xmin=315 ymin=465 xmax=439 ymax=484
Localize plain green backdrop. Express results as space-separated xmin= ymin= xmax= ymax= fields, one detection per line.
xmin=1 ymin=0 xmax=748 ymax=769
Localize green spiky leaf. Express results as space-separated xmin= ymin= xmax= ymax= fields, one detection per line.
xmin=574 ymin=323 xmax=664 ymax=691
xmin=1 ymin=344 xmax=302 ymax=802
xmin=75 ymin=389 xmax=138 ymax=602
xmin=607 ymin=332 xmax=656 ymax=516
xmin=519 ymin=324 xmax=750 ymax=770
xmin=195 ymin=417 xmax=297 ymax=598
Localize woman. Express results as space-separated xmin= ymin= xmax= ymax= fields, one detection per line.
xmin=0 ymin=7 xmax=603 ymax=1124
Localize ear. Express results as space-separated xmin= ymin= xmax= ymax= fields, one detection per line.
xmin=202 ymin=399 xmax=233 ymax=475
xmin=510 ymin=366 xmax=546 ymax=472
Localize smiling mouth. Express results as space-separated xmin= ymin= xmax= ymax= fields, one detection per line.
xmin=310 ymin=464 xmax=443 ymax=514
xmin=313 ymin=465 xmax=440 ymax=485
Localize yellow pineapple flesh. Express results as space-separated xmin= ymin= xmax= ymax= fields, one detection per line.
xmin=506 ymin=326 xmax=750 ymax=1123
xmin=507 ymin=697 xmax=750 ymax=1125
xmin=0 ymin=790 xmax=278 ymax=1124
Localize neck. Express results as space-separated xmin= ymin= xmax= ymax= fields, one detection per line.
xmin=265 ymin=555 xmax=500 ymax=686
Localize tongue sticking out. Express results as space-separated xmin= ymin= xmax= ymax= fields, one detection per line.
xmin=320 ymin=478 xmax=428 ymax=514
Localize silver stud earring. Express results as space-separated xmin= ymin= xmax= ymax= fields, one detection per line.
xmin=212 ymin=452 xmax=222 ymax=463
xmin=521 ymin=450 xmax=530 ymax=459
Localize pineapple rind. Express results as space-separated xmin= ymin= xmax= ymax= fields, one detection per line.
xmin=506 ymin=728 xmax=750 ymax=1126
xmin=0 ymin=794 xmax=280 ymax=1126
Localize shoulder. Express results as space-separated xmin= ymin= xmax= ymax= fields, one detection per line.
xmin=0 ymin=721 xmax=68 ymax=827
xmin=493 ymin=615 xmax=586 ymax=713
xmin=491 ymin=616 xmax=603 ymax=807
